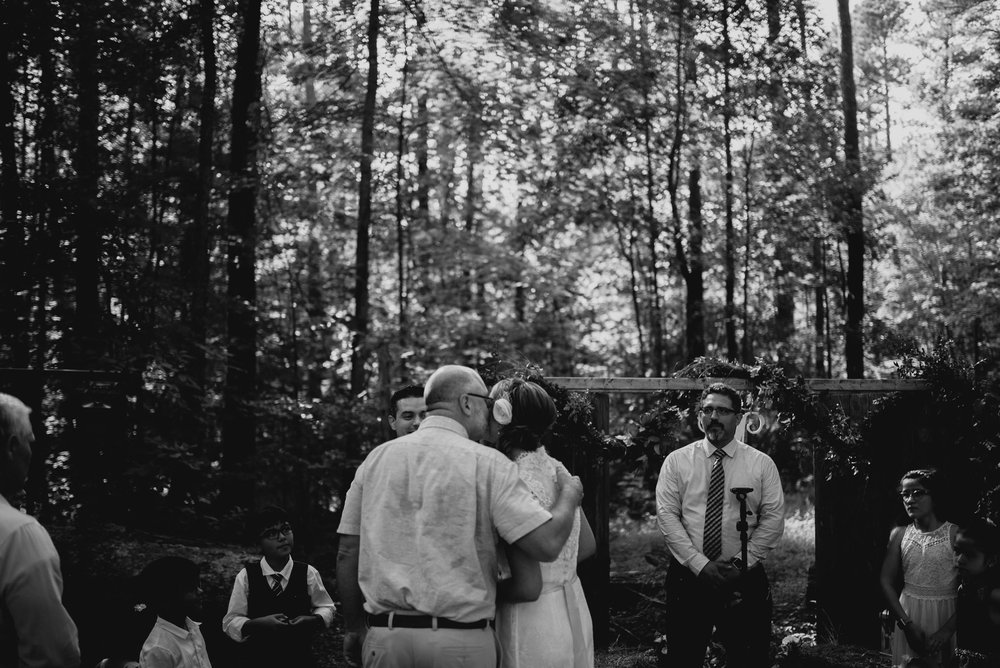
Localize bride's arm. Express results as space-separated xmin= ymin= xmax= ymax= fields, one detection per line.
xmin=499 ymin=543 xmax=542 ymax=603
xmin=577 ymin=509 xmax=596 ymax=563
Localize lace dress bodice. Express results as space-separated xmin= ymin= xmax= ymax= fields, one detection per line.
xmin=900 ymin=521 xmax=958 ymax=599
xmin=514 ymin=448 xmax=581 ymax=588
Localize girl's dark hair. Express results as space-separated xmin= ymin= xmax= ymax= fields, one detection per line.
xmin=139 ymin=556 xmax=200 ymax=610
xmin=494 ymin=379 xmax=557 ymax=453
xmin=899 ymin=468 xmax=942 ymax=495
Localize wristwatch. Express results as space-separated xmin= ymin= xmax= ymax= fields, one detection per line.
xmin=730 ymin=556 xmax=744 ymax=570
xmin=896 ymin=618 xmax=913 ymax=630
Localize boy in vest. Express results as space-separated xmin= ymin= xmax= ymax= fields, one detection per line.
xmin=222 ymin=506 xmax=335 ymax=667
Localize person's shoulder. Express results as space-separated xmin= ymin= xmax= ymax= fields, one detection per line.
xmin=665 ymin=440 xmax=701 ymax=460
xmin=0 ymin=500 xmax=40 ymax=533
xmin=737 ymin=440 xmax=777 ymax=463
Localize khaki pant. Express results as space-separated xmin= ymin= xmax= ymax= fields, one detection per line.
xmin=362 ymin=625 xmax=498 ymax=668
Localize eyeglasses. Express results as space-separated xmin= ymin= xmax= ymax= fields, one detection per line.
xmin=467 ymin=393 xmax=496 ymax=412
xmin=260 ymin=523 xmax=293 ymax=541
xmin=698 ymin=406 xmax=738 ymax=418
xmin=899 ymin=489 xmax=928 ymax=500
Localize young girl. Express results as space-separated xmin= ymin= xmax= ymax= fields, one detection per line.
xmin=138 ymin=556 xmax=213 ymax=668
xmin=954 ymin=519 xmax=1000 ymax=667
xmin=879 ymin=468 xmax=959 ymax=668
xmin=491 ymin=379 xmax=597 ymax=668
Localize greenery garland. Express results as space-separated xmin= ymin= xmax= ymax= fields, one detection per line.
xmin=479 ymin=354 xmax=616 ymax=465
xmin=482 ymin=346 xmax=1000 ymax=526
xmin=629 ymin=358 xmax=861 ymax=491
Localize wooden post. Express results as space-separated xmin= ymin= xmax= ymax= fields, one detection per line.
xmin=575 ymin=392 xmax=611 ymax=649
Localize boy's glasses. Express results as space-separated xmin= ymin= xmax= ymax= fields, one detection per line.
xmin=260 ymin=523 xmax=293 ymax=540
xmin=698 ymin=406 xmax=737 ymax=418
xmin=899 ymin=489 xmax=928 ymax=500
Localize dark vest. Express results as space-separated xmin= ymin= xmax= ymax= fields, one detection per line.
xmin=241 ymin=561 xmax=318 ymax=668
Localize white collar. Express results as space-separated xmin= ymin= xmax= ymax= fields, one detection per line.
xmin=260 ymin=556 xmax=293 ymax=579
xmin=155 ymin=616 xmax=199 ymax=638
xmin=702 ymin=438 xmax=738 ymax=458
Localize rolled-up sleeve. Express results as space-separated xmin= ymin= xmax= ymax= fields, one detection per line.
xmin=306 ymin=565 xmax=336 ymax=626
xmin=222 ymin=568 xmax=250 ymax=641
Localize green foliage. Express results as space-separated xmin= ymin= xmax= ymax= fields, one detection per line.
xmin=629 ymin=358 xmax=860 ymax=489
xmin=870 ymin=342 xmax=1000 ymax=524
xmin=479 ymin=353 xmax=618 ymax=466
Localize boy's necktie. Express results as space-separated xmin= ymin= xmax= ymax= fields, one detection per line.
xmin=270 ymin=573 xmax=283 ymax=595
xmin=703 ymin=449 xmax=726 ymax=560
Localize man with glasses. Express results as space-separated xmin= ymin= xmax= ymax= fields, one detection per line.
xmin=337 ymin=365 xmax=584 ymax=667
xmin=655 ymin=382 xmax=785 ymax=668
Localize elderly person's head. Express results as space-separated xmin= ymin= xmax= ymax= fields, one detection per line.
xmin=0 ymin=393 xmax=34 ymax=496
xmin=424 ymin=366 xmax=493 ymax=442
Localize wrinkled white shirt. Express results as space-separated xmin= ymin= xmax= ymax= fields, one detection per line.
xmin=222 ymin=557 xmax=335 ymax=641
xmin=0 ymin=494 xmax=80 ymax=668
xmin=338 ymin=416 xmax=552 ymax=622
xmin=139 ymin=617 xmax=212 ymax=668
xmin=656 ymin=438 xmax=785 ymax=575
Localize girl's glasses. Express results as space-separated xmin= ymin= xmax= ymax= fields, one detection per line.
xmin=899 ymin=489 xmax=928 ymax=500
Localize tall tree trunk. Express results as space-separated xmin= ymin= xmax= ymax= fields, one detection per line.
xmin=71 ymin=0 xmax=102 ymax=365
xmin=180 ymin=0 xmax=216 ymax=421
xmin=463 ymin=102 xmax=486 ymax=319
xmin=413 ymin=9 xmax=429 ymax=228
xmin=395 ymin=15 xmax=410 ymax=353
xmin=741 ymin=137 xmax=755 ymax=363
xmin=813 ymin=236 xmax=827 ymax=376
xmin=838 ymin=0 xmax=865 ymax=378
xmin=351 ymin=0 xmax=379 ymax=395
xmin=0 ymin=0 xmax=29 ymax=364
xmin=721 ymin=0 xmax=738 ymax=360
xmin=638 ymin=2 xmax=664 ymax=376
xmin=223 ymin=0 xmax=263 ymax=498
xmin=882 ymin=40 xmax=892 ymax=162
xmin=302 ymin=0 xmax=328 ymax=400
xmin=686 ymin=165 xmax=705 ymax=361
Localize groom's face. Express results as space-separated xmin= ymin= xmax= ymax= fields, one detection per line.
xmin=697 ymin=393 xmax=740 ymax=446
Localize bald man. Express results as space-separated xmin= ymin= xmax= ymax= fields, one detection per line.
xmin=337 ymin=365 xmax=583 ymax=668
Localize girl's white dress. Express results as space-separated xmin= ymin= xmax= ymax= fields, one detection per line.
xmin=891 ymin=521 xmax=958 ymax=667
xmin=496 ymin=448 xmax=594 ymax=668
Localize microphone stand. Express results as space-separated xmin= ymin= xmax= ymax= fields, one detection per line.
xmin=726 ymin=487 xmax=753 ymax=609
xmin=731 ymin=487 xmax=753 ymax=572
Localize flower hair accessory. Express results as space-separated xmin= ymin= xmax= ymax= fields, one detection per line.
xmin=493 ymin=392 xmax=513 ymax=425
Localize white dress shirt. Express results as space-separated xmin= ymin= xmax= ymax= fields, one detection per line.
xmin=139 ymin=617 xmax=211 ymax=668
xmin=655 ymin=438 xmax=785 ymax=575
xmin=0 ymin=493 xmax=80 ymax=668
xmin=222 ymin=557 xmax=335 ymax=641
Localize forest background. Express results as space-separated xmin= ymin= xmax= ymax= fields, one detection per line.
xmin=1 ymin=0 xmax=999 ymax=551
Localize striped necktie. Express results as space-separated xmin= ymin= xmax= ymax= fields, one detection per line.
xmin=703 ymin=448 xmax=726 ymax=560
xmin=270 ymin=573 xmax=283 ymax=596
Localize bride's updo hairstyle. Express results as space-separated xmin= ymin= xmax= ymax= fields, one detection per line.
xmin=492 ymin=379 xmax=558 ymax=453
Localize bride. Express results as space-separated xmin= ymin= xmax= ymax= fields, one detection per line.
xmin=490 ymin=379 xmax=596 ymax=668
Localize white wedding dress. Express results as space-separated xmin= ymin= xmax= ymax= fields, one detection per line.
xmin=495 ymin=448 xmax=594 ymax=668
